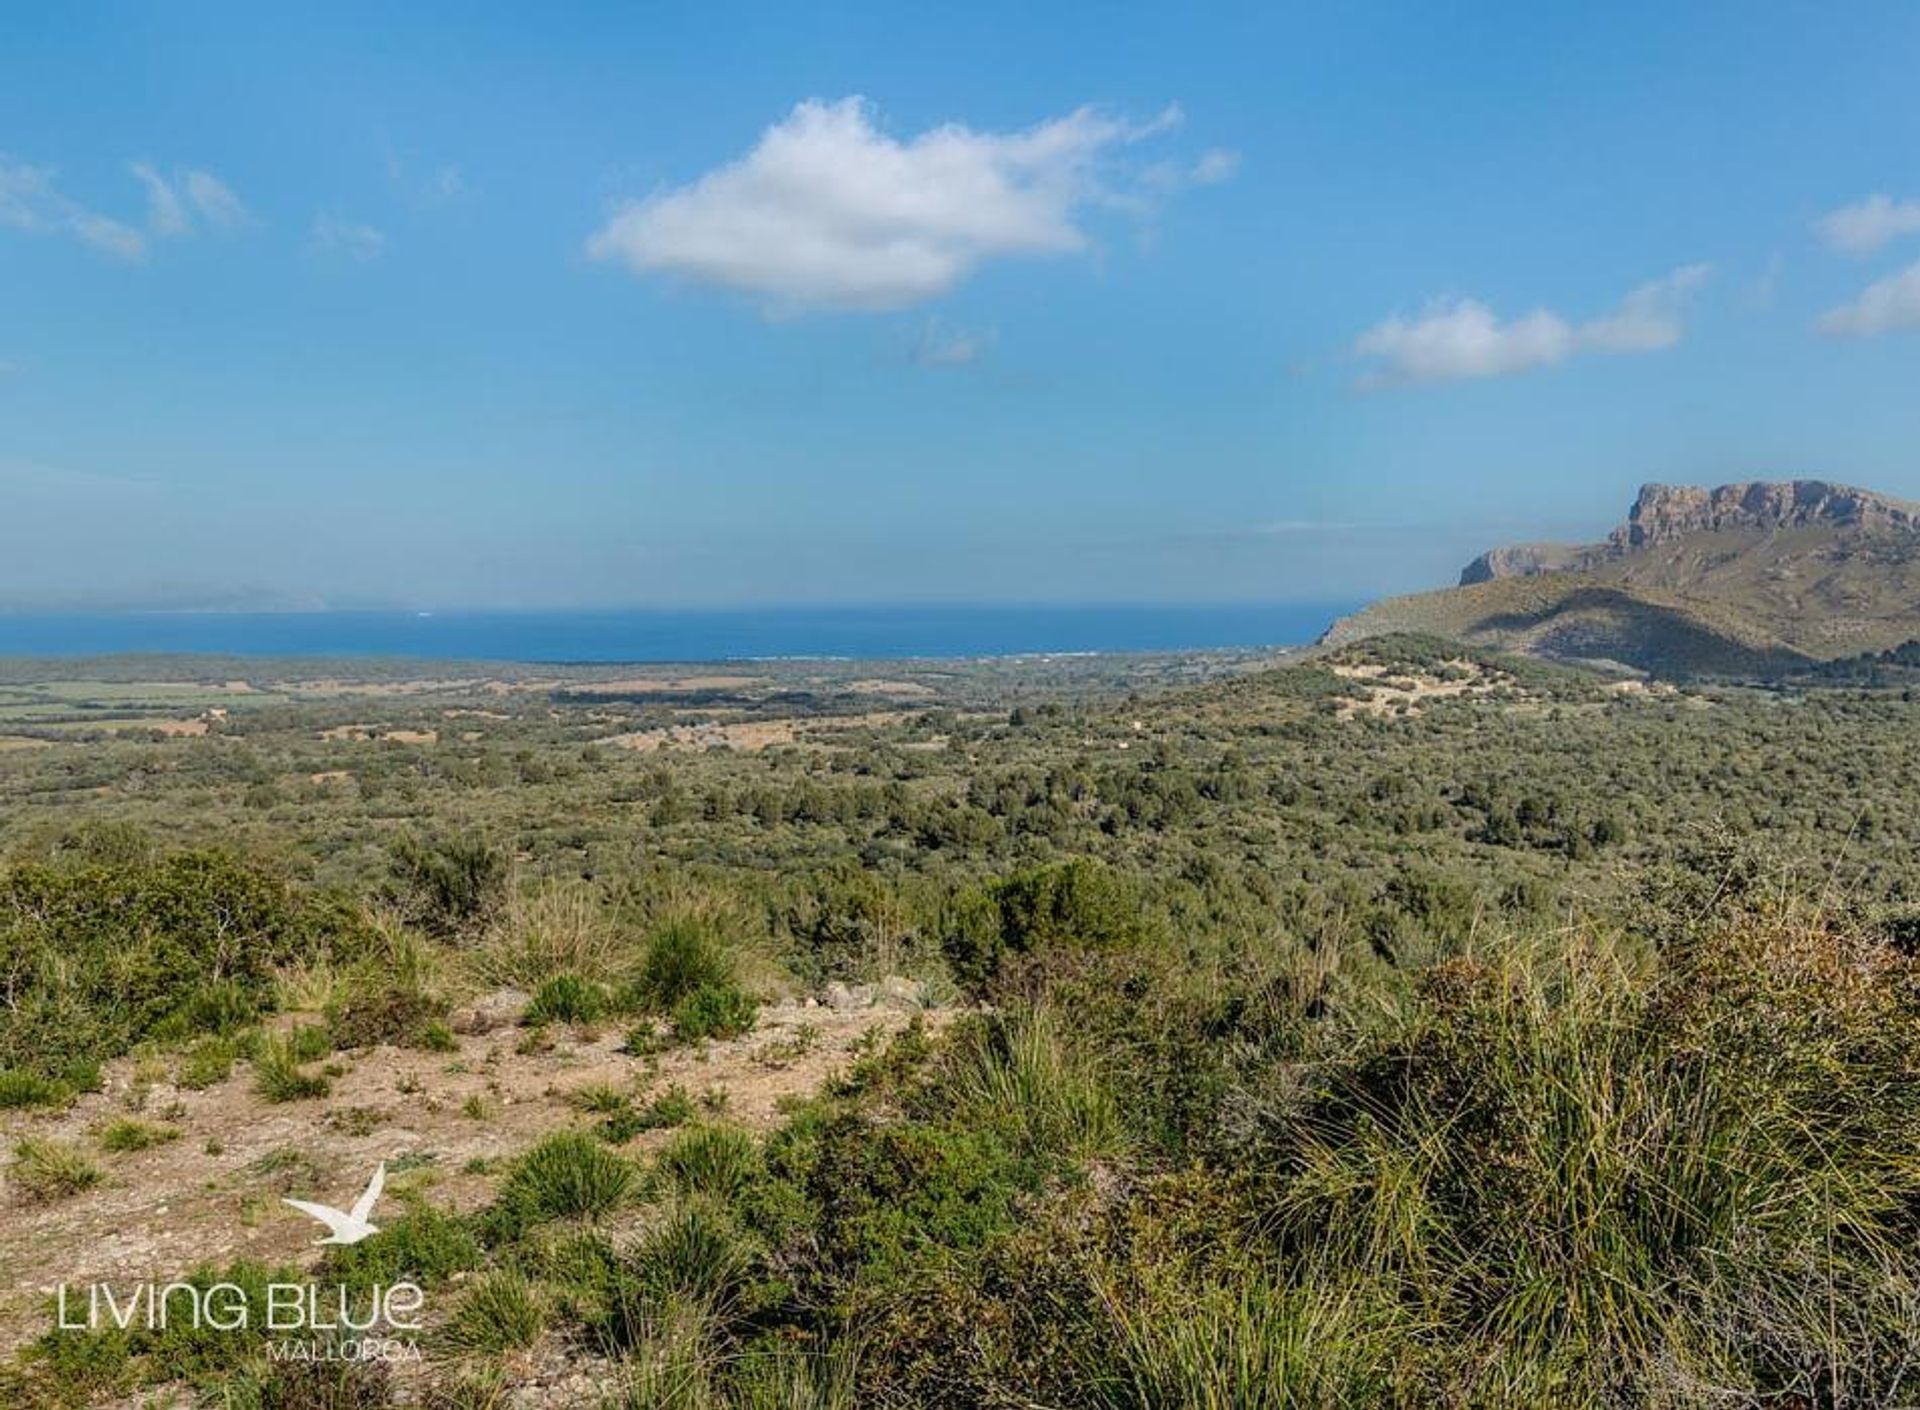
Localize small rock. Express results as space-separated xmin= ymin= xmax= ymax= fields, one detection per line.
xmin=876 ymin=975 xmax=923 ymax=1009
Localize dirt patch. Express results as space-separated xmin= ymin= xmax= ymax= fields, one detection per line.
xmin=1330 ymin=660 xmax=1520 ymax=719
xmin=566 ymin=675 xmax=766 ymax=694
xmin=0 ymin=1000 xmax=942 ymax=1360
xmin=602 ymin=710 xmax=914 ymax=754
xmin=142 ymin=718 xmax=210 ymax=737
xmin=318 ymin=726 xmax=439 ymax=744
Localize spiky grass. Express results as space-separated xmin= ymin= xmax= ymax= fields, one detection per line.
xmin=655 ymin=1126 xmax=759 ymax=1203
xmin=252 ymin=1033 xmax=332 ymax=1103
xmin=441 ymin=1269 xmax=546 ymax=1356
xmin=97 ymin=1118 xmax=181 ymax=1153
xmin=947 ymin=1006 xmax=1128 ymax=1163
xmin=495 ymin=1131 xmax=635 ymax=1229
xmin=10 ymin=1137 xmax=101 ymax=1202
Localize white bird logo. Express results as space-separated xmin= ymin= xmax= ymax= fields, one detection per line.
xmin=282 ymin=1162 xmax=387 ymax=1246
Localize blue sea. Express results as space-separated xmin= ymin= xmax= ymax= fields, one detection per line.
xmin=0 ymin=603 xmax=1353 ymax=663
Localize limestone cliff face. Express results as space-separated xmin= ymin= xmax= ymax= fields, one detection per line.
xmin=1609 ymin=480 xmax=1920 ymax=551
xmin=1458 ymin=543 xmax=1605 ymax=586
xmin=1461 ymin=480 xmax=1920 ymax=583
xmin=1338 ymin=477 xmax=1920 ymax=676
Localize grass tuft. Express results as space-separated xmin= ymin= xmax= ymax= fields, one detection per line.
xmin=11 ymin=1137 xmax=102 ymax=1202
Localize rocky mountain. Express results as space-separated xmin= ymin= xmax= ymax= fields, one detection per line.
xmin=1325 ymin=479 xmax=1920 ymax=677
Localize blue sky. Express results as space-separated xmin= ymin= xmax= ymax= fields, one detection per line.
xmin=3 ymin=1 xmax=1919 ymax=609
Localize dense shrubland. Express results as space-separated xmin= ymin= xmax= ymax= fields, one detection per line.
xmin=4 ymin=641 xmax=1920 ymax=1405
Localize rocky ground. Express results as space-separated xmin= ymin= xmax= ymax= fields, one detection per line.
xmin=0 ymin=985 xmax=945 ymax=1396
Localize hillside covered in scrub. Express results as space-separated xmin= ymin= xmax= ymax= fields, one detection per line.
xmin=1324 ymin=479 xmax=1920 ymax=678
xmin=1 ymin=644 xmax=1919 ymax=1406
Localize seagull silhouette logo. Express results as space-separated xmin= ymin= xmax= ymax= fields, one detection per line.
xmin=282 ymin=1162 xmax=386 ymax=1245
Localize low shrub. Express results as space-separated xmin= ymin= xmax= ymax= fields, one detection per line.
xmin=493 ymin=1131 xmax=635 ymax=1232
xmin=323 ymin=1204 xmax=483 ymax=1291
xmin=0 ymin=850 xmax=374 ymax=1086
xmin=11 ymin=1137 xmax=102 ymax=1202
xmin=441 ymin=1270 xmax=546 ymax=1355
xmin=0 ymin=1068 xmax=70 ymax=1109
xmin=177 ymin=1034 xmax=242 ymax=1090
xmin=657 ymin=1125 xmax=760 ymax=1202
xmin=628 ymin=918 xmax=736 ymax=1011
xmin=670 ymin=983 xmax=757 ymax=1043
xmin=253 ymin=1034 xmax=331 ymax=1103
xmin=524 ymin=972 xmax=610 ymax=1026
xmin=326 ymin=972 xmax=447 ymax=1050
xmin=97 ymin=1118 xmax=181 ymax=1153
xmin=383 ymin=831 xmax=510 ymax=937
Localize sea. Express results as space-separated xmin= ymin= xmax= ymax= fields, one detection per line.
xmin=0 ymin=603 xmax=1355 ymax=663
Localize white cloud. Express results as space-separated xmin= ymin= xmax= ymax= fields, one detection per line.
xmin=1191 ymin=148 xmax=1241 ymax=186
xmin=183 ymin=170 xmax=251 ymax=230
xmin=586 ymin=96 xmax=1215 ymax=312
xmin=1580 ymin=264 xmax=1713 ymax=351
xmin=130 ymin=163 xmax=253 ymax=236
xmin=1816 ymin=194 xmax=1920 ymax=256
xmin=1817 ymin=259 xmax=1920 ymax=337
xmin=310 ymin=214 xmax=386 ymax=262
xmin=131 ymin=161 xmax=189 ymax=236
xmin=910 ymin=319 xmax=994 ymax=366
xmin=4 ymin=157 xmax=248 ymax=260
xmin=0 ymin=156 xmax=146 ymax=260
xmin=1354 ymin=264 xmax=1711 ymax=386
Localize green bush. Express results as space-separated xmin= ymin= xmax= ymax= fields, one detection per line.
xmin=493 ymin=1131 xmax=635 ymax=1232
xmin=0 ymin=849 xmax=372 ymax=1084
xmin=657 ymin=1125 xmax=760 ymax=1202
xmin=440 ymin=1270 xmax=545 ymax=1355
xmin=253 ymin=1033 xmax=331 ymax=1103
xmin=524 ymin=972 xmax=610 ymax=1026
xmin=0 ymin=1068 xmax=70 ymax=1109
xmin=670 ymin=983 xmax=757 ymax=1043
xmin=326 ymin=972 xmax=447 ymax=1049
xmin=384 ymin=831 xmax=510 ymax=937
xmin=97 ymin=1118 xmax=181 ymax=1153
xmin=944 ymin=859 xmax=1148 ymax=991
xmin=602 ymin=1083 xmax=696 ymax=1142
xmin=11 ymin=1137 xmax=101 ymax=1202
xmin=323 ymin=1204 xmax=482 ymax=1290
xmin=627 ymin=917 xmax=736 ymax=1011
xmin=177 ymin=1035 xmax=242 ymax=1090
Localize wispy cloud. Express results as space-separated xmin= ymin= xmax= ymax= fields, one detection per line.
xmin=586 ymin=97 xmax=1226 ymax=313
xmin=424 ymin=165 xmax=466 ymax=203
xmin=1816 ymin=194 xmax=1920 ymax=257
xmin=130 ymin=161 xmax=189 ymax=236
xmin=2 ymin=156 xmax=250 ymax=261
xmin=129 ymin=162 xmax=252 ymax=237
xmin=310 ymin=214 xmax=386 ymax=262
xmin=183 ymin=170 xmax=252 ymax=231
xmin=0 ymin=156 xmax=147 ymax=260
xmin=1353 ymin=264 xmax=1711 ymax=387
xmin=1817 ymin=260 xmax=1920 ymax=338
xmin=909 ymin=319 xmax=994 ymax=366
